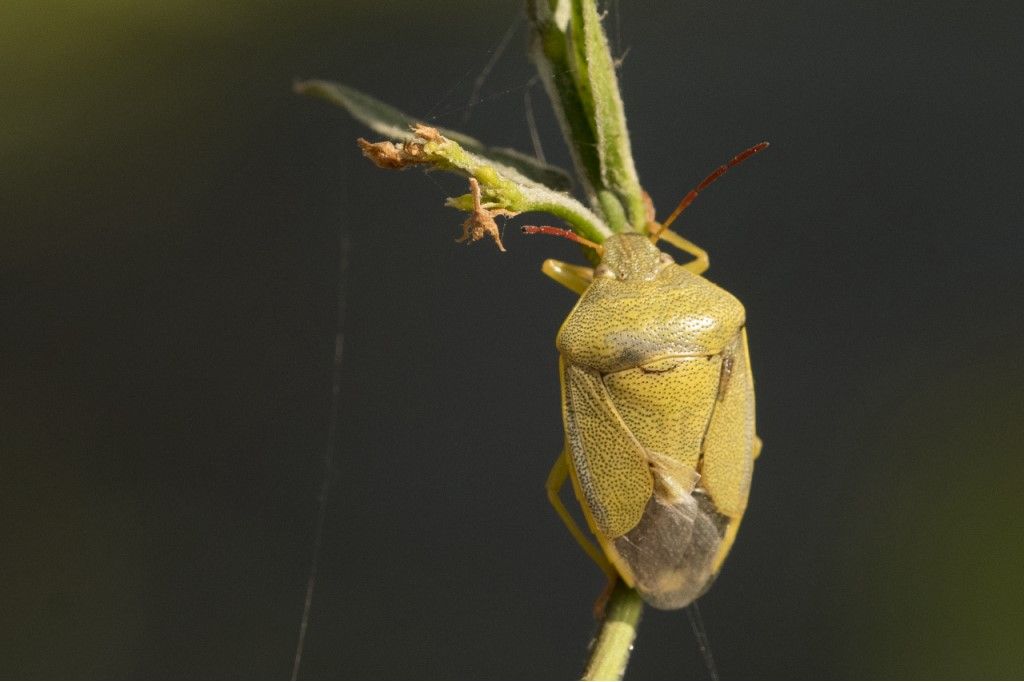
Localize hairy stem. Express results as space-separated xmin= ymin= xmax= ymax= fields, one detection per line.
xmin=527 ymin=0 xmax=646 ymax=232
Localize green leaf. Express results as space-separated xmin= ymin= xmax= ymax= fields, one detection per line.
xmin=295 ymin=79 xmax=573 ymax=192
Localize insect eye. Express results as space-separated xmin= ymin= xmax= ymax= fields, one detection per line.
xmin=594 ymin=264 xmax=615 ymax=279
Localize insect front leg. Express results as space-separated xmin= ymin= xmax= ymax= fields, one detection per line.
xmin=540 ymin=259 xmax=593 ymax=295
xmin=546 ymin=446 xmax=615 ymax=577
xmin=657 ymin=229 xmax=710 ymax=275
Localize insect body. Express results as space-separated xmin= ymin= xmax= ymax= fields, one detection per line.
xmin=532 ymin=144 xmax=765 ymax=610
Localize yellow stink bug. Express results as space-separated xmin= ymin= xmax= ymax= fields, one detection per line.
xmin=524 ymin=142 xmax=767 ymax=610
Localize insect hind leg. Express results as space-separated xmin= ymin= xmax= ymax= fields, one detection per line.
xmin=658 ymin=229 xmax=710 ymax=275
xmin=546 ymin=447 xmax=615 ymax=576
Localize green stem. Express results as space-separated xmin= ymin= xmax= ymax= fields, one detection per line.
xmin=438 ymin=142 xmax=612 ymax=244
xmin=582 ymin=583 xmax=644 ymax=681
xmin=572 ymin=0 xmax=646 ymax=232
xmin=528 ymin=0 xmax=606 ymax=220
xmin=527 ymin=0 xmax=647 ymax=233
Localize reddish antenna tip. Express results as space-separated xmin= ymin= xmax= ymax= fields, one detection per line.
xmin=650 ymin=141 xmax=770 ymax=243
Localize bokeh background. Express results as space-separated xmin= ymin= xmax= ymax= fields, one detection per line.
xmin=4 ymin=1 xmax=1023 ymax=678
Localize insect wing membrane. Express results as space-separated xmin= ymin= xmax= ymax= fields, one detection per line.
xmin=611 ymin=489 xmax=729 ymax=610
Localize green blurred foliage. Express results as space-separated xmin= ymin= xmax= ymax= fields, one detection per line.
xmin=843 ymin=359 xmax=1024 ymax=677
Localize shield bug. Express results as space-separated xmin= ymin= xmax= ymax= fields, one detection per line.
xmin=524 ymin=142 xmax=767 ymax=609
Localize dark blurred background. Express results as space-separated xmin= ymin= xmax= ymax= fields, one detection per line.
xmin=3 ymin=1 xmax=1023 ymax=678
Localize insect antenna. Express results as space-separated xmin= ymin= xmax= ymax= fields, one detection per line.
xmin=686 ymin=600 xmax=720 ymax=681
xmin=522 ymin=225 xmax=605 ymax=256
xmin=650 ymin=141 xmax=769 ymax=243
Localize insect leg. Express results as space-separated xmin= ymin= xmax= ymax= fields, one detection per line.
xmin=541 ymin=258 xmax=594 ymax=295
xmin=657 ymin=229 xmax=710 ymax=275
xmin=546 ymin=447 xmax=616 ymax=576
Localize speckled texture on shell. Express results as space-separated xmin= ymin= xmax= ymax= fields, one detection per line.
xmin=701 ymin=328 xmax=757 ymax=517
xmin=557 ymin=269 xmax=745 ymax=375
xmin=557 ymin=234 xmax=758 ymax=609
xmin=603 ymin=356 xmax=722 ymax=474
xmin=562 ymin=361 xmax=654 ymax=538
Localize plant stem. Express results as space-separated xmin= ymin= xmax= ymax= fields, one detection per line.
xmin=527 ymin=0 xmax=647 ymax=233
xmin=582 ymin=582 xmax=644 ymax=681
